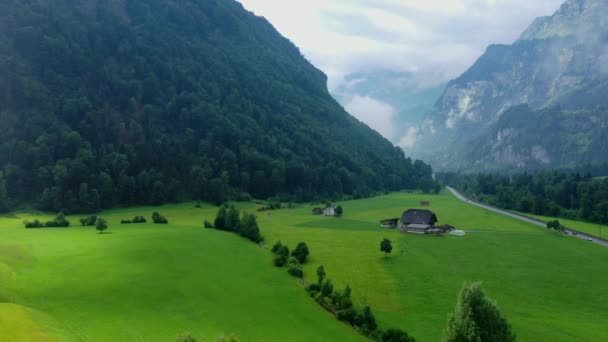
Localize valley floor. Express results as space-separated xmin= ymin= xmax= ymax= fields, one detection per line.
xmin=1 ymin=191 xmax=607 ymax=341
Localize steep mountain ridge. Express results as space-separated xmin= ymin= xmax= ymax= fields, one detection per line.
xmin=414 ymin=0 xmax=608 ymax=171
xmin=0 ymin=0 xmax=433 ymax=212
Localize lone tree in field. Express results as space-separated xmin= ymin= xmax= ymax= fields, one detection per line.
xmin=444 ymin=282 xmax=516 ymax=342
xmin=96 ymin=218 xmax=108 ymax=234
xmin=380 ymin=238 xmax=393 ymax=256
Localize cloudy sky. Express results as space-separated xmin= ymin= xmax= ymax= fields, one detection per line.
xmin=238 ymin=0 xmax=564 ymax=143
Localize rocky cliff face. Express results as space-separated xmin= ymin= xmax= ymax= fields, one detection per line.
xmin=416 ymin=0 xmax=608 ymax=171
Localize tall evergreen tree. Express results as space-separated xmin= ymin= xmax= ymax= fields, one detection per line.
xmin=444 ymin=283 xmax=515 ymax=342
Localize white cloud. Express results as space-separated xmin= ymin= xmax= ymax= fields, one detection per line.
xmin=238 ymin=0 xmax=564 ymax=89
xmin=237 ymin=0 xmax=565 ymax=149
xmin=398 ymin=127 xmax=420 ymax=150
xmin=343 ymin=95 xmax=397 ymax=140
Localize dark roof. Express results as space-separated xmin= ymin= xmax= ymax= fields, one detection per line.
xmin=401 ymin=209 xmax=438 ymax=225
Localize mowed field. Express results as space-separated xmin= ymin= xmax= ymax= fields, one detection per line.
xmin=260 ymin=192 xmax=608 ymax=342
xmin=0 ymin=191 xmax=607 ymax=341
xmin=0 ymin=205 xmax=365 ymax=342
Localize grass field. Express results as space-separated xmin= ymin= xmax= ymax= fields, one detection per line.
xmin=260 ymin=192 xmax=608 ymax=342
xmin=0 ymin=206 xmax=364 ymax=342
xmin=1 ymin=191 xmax=607 ymax=341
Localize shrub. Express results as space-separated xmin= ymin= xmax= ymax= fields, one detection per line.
xmin=152 ymin=212 xmax=168 ymax=224
xmin=321 ymin=279 xmax=334 ymax=297
xmin=316 ymin=265 xmax=326 ymax=284
xmin=24 ymin=219 xmax=44 ymax=228
xmin=175 ymin=332 xmax=196 ymax=342
xmin=214 ymin=206 xmax=227 ymax=230
xmin=287 ymin=263 xmax=303 ymax=278
xmin=204 ymin=220 xmax=214 ymax=228
xmin=121 ymin=220 xmax=131 ymax=224
xmin=44 ymin=212 xmax=70 ymax=227
xmin=79 ymin=215 xmax=97 ymax=226
xmin=336 ymin=307 xmax=358 ymax=325
xmin=274 ymin=256 xmax=287 ymax=267
xmin=307 ymin=283 xmax=321 ymax=294
xmin=271 ymin=241 xmax=283 ymax=254
xmin=381 ymin=328 xmax=416 ymax=342
xmin=133 ymin=216 xmax=147 ymax=223
xmin=292 ymin=242 xmax=309 ymax=263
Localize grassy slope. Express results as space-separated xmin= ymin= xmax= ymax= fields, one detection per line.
xmin=1 ymin=192 xmax=607 ymax=341
xmin=260 ymin=191 xmax=608 ymax=342
xmin=0 ymin=206 xmax=364 ymax=342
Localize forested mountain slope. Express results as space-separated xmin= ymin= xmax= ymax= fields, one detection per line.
xmin=414 ymin=0 xmax=608 ymax=172
xmin=0 ymin=0 xmax=433 ymax=213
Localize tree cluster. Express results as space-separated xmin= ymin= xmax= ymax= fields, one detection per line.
xmin=79 ymin=215 xmax=98 ymax=226
xmin=121 ymin=216 xmax=147 ymax=224
xmin=207 ymin=206 xmax=263 ymax=243
xmin=307 ymin=265 xmax=415 ymax=341
xmin=0 ymin=0 xmax=437 ymax=214
xmin=24 ymin=212 xmax=70 ymax=228
xmin=271 ymin=241 xmax=309 ymax=277
xmin=440 ymin=172 xmax=608 ymax=225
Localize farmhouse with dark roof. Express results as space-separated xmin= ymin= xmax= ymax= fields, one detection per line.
xmin=400 ymin=209 xmax=438 ymax=234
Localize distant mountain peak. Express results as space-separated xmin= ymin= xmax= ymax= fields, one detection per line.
xmin=519 ymin=0 xmax=608 ymax=41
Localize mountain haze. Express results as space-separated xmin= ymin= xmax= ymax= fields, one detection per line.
xmin=0 ymin=0 xmax=434 ymax=213
xmin=413 ymin=0 xmax=608 ymax=172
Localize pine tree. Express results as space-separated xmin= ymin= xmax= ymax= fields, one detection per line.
xmin=444 ymin=283 xmax=516 ymax=342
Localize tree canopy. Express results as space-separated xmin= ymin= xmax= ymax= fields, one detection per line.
xmin=444 ymin=283 xmax=515 ymax=342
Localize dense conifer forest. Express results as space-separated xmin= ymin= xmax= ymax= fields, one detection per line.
xmin=440 ymin=172 xmax=608 ymax=225
xmin=0 ymin=0 xmax=435 ymax=213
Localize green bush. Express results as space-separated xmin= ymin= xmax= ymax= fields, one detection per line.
xmin=133 ymin=216 xmax=147 ymax=223
xmin=287 ymin=263 xmax=303 ymax=278
xmin=204 ymin=220 xmax=214 ymax=228
xmin=44 ymin=212 xmax=70 ymax=227
xmin=24 ymin=219 xmax=44 ymax=228
xmin=381 ymin=328 xmax=416 ymax=342
xmin=274 ymin=255 xmax=287 ymax=267
xmin=152 ymin=212 xmax=168 ymax=224
xmin=291 ymin=242 xmax=309 ymax=263
xmin=79 ymin=215 xmax=97 ymax=226
xmin=271 ymin=241 xmax=283 ymax=254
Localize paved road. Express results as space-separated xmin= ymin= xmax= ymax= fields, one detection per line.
xmin=447 ymin=186 xmax=608 ymax=248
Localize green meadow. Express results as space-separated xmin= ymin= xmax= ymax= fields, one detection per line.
xmin=1 ymin=191 xmax=607 ymax=341
xmin=0 ymin=206 xmax=364 ymax=342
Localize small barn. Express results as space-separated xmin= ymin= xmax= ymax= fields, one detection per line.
xmin=401 ymin=209 xmax=438 ymax=234
xmin=379 ymin=218 xmax=399 ymax=228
